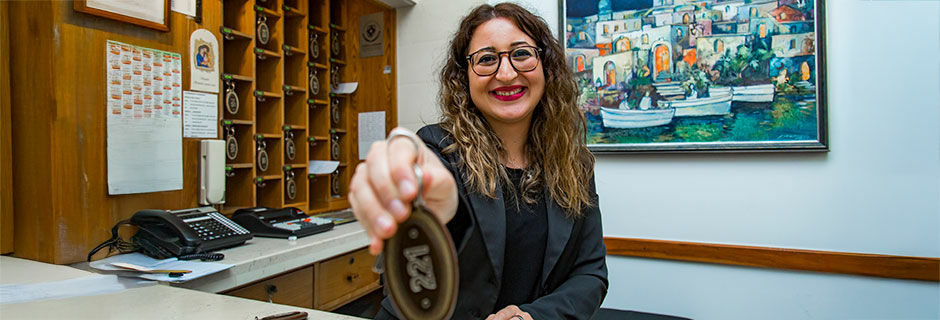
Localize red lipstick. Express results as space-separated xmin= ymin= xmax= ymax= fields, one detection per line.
xmin=490 ymin=85 xmax=526 ymax=101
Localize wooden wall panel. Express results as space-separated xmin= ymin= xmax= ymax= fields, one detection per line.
xmin=10 ymin=1 xmax=223 ymax=264
xmin=10 ymin=2 xmax=57 ymax=262
xmin=1 ymin=1 xmax=13 ymax=254
xmin=346 ymin=0 xmax=398 ymax=158
xmin=605 ymin=237 xmax=940 ymax=282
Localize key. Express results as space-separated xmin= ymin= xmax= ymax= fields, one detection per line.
xmin=373 ymin=131 xmax=459 ymax=320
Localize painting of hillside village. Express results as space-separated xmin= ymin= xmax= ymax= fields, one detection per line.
xmin=566 ymin=0 xmax=828 ymax=152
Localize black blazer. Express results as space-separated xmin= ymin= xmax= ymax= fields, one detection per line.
xmin=377 ymin=124 xmax=608 ymax=320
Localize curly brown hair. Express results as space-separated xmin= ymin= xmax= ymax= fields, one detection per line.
xmin=438 ymin=3 xmax=595 ymax=215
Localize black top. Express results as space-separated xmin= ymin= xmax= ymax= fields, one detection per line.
xmin=494 ymin=167 xmax=548 ymax=311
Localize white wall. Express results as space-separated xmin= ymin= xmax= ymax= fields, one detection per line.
xmin=395 ymin=0 xmax=485 ymax=130
xmin=396 ymin=1 xmax=940 ymax=319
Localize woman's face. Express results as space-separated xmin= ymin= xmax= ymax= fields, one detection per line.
xmin=466 ymin=18 xmax=545 ymax=129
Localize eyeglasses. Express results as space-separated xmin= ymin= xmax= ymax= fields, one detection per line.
xmin=466 ymin=46 xmax=542 ymax=76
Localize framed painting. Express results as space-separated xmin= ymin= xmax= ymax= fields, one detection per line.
xmin=74 ymin=0 xmax=170 ymax=32
xmin=563 ymin=0 xmax=828 ymax=152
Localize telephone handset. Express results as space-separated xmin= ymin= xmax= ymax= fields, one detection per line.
xmin=88 ymin=207 xmax=253 ymax=261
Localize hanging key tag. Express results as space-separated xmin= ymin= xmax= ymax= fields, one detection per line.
xmin=309 ymin=33 xmax=320 ymax=59
xmin=376 ymin=132 xmax=458 ymax=320
xmin=256 ymin=14 xmax=270 ymax=45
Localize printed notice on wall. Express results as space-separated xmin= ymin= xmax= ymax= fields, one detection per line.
xmin=182 ymin=91 xmax=218 ymax=138
xmin=358 ymin=111 xmax=385 ymax=160
xmin=106 ymin=40 xmax=183 ymax=195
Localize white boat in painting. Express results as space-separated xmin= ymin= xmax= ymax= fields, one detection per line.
xmin=601 ymin=107 xmax=675 ymax=129
xmin=709 ymin=86 xmax=731 ymax=96
xmin=731 ymin=84 xmax=774 ymax=102
xmin=657 ymin=92 xmax=732 ymax=117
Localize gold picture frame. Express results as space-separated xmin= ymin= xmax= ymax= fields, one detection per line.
xmin=74 ymin=0 xmax=170 ymax=32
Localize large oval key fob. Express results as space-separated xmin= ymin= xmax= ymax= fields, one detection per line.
xmin=383 ymin=202 xmax=458 ymax=320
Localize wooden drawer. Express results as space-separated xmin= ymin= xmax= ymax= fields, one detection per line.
xmin=225 ymin=266 xmax=314 ymax=308
xmin=315 ymin=247 xmax=381 ymax=310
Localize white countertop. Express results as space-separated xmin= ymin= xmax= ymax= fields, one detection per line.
xmin=0 ymin=256 xmax=364 ymax=320
xmin=174 ymin=221 xmax=370 ymax=292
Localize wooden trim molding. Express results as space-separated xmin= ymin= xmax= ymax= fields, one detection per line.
xmin=604 ymin=237 xmax=939 ymax=282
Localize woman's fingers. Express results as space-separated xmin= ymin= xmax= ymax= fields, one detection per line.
xmin=385 ymin=128 xmax=421 ymax=203
xmin=365 ymin=141 xmax=410 ymax=222
xmin=349 ymin=162 xmax=397 ymax=254
xmin=419 ymin=155 xmax=458 ymax=223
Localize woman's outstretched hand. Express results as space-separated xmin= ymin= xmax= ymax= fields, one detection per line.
xmin=348 ymin=127 xmax=458 ymax=255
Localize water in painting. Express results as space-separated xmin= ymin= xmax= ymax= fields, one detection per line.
xmin=565 ymin=0 xmax=820 ymax=148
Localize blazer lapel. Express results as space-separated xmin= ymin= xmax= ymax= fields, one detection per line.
xmin=540 ymin=188 xmax=574 ymax=285
xmin=467 ymin=183 xmax=506 ymax=281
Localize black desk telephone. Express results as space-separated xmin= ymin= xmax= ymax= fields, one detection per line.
xmin=232 ymin=207 xmax=334 ymax=239
xmin=88 ymin=207 xmax=253 ymax=261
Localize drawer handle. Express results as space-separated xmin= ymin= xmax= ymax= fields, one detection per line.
xmin=266 ymin=284 xmax=278 ymax=303
xmin=346 ymin=273 xmax=359 ymax=282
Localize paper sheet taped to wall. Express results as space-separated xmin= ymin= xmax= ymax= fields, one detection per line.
xmin=106 ymin=40 xmax=184 ymax=195
xmin=358 ymin=112 xmax=385 ymax=160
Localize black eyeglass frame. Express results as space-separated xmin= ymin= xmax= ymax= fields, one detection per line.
xmin=465 ymin=45 xmax=543 ymax=76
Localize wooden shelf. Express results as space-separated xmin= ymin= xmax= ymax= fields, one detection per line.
xmin=227 ymin=163 xmax=254 ymax=169
xmin=283 ymin=163 xmax=308 ymax=170
xmin=328 ymin=92 xmax=348 ymax=98
xmin=329 ymin=24 xmax=346 ymax=32
xmin=308 ymin=62 xmax=328 ymax=70
xmin=309 ymin=136 xmax=329 ymax=142
xmin=258 ymin=175 xmax=283 ymax=181
xmin=220 ymin=27 xmax=253 ymax=41
xmin=221 ymin=119 xmax=253 ymax=126
xmin=258 ymin=133 xmax=282 ymax=139
xmin=283 ymin=5 xmax=305 ymax=17
xmin=308 ymin=25 xmax=328 ymax=34
xmin=329 ymin=58 xmax=346 ymax=65
xmin=308 ymin=173 xmax=331 ymax=178
xmin=284 ymin=201 xmax=307 ymax=208
xmin=254 ymin=90 xmax=283 ymax=99
xmin=254 ymin=48 xmax=282 ymax=60
xmin=283 ymin=124 xmax=306 ymax=131
xmin=329 ymin=128 xmax=347 ymax=134
xmin=283 ymin=45 xmax=306 ymax=57
xmin=283 ymin=85 xmax=306 ymax=95
xmin=339 ymin=163 xmax=348 ymax=167
xmin=254 ymin=5 xmax=281 ymax=19
xmin=307 ymin=99 xmax=328 ymax=106
xmin=222 ymin=73 xmax=254 ymax=83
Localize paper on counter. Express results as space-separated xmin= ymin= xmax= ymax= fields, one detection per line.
xmin=333 ymin=82 xmax=358 ymax=94
xmin=309 ymin=160 xmax=340 ymax=175
xmin=89 ymin=252 xmax=232 ymax=283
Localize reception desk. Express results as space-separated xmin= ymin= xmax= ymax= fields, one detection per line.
xmin=68 ymin=221 xmax=379 ymax=314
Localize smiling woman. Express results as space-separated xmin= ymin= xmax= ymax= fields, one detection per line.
xmin=349 ymin=3 xmax=607 ymax=320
